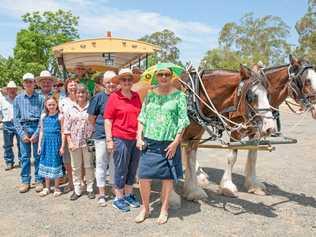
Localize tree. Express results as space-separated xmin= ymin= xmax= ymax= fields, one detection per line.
xmin=218 ymin=13 xmax=291 ymax=66
xmin=14 ymin=10 xmax=79 ymax=77
xmin=0 ymin=56 xmax=46 ymax=87
xmin=0 ymin=10 xmax=79 ymax=86
xmin=295 ymin=0 xmax=316 ymax=64
xmin=200 ymin=48 xmax=242 ymax=71
xmin=140 ymin=29 xmax=182 ymax=66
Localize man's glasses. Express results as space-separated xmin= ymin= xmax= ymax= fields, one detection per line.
xmin=157 ymin=73 xmax=171 ymax=78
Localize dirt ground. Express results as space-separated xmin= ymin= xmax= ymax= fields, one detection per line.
xmin=0 ymin=109 xmax=316 ymax=237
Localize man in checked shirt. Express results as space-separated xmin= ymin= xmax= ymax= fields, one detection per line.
xmin=13 ymin=73 xmax=45 ymax=193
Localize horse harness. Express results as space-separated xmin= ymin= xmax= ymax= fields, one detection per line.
xmin=184 ymin=69 xmax=271 ymax=140
xmin=287 ymin=63 xmax=315 ymax=110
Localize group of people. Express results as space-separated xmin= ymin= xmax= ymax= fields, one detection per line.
xmin=0 ymin=64 xmax=190 ymax=224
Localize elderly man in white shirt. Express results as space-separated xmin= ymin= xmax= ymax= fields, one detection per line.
xmin=0 ymin=81 xmax=21 ymax=170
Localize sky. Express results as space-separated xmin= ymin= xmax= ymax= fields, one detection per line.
xmin=0 ymin=0 xmax=309 ymax=66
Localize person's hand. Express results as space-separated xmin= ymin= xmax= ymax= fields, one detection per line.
xmin=29 ymin=135 xmax=38 ymax=143
xmin=136 ymin=138 xmax=145 ymax=150
xmin=22 ymin=135 xmax=30 ymax=143
xmin=68 ymin=142 xmax=76 ymax=152
xmin=165 ymin=141 xmax=179 ymax=159
xmin=59 ymin=146 xmax=64 ymax=156
xmin=37 ymin=147 xmax=41 ymax=155
xmin=106 ymin=140 xmax=114 ymax=153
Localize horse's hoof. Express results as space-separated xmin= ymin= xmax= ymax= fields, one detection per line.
xmin=245 ymin=181 xmax=267 ymax=196
xmin=219 ymin=181 xmax=238 ymax=197
xmin=248 ymin=188 xmax=267 ymax=196
xmin=219 ymin=187 xmax=238 ymax=198
xmin=183 ymin=186 xmax=208 ymax=201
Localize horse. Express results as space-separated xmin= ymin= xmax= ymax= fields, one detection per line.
xmin=195 ymin=55 xmax=316 ymax=198
xmin=179 ymin=64 xmax=276 ymax=201
xmin=133 ymin=64 xmax=276 ymax=205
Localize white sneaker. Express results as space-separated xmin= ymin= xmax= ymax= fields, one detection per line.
xmin=39 ymin=188 xmax=51 ymax=197
xmin=97 ymin=196 xmax=107 ymax=207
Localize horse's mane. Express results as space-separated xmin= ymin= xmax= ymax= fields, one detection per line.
xmin=202 ymin=69 xmax=239 ymax=76
xmin=263 ymin=64 xmax=289 ymax=74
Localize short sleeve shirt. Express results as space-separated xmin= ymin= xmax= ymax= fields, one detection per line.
xmin=87 ymin=91 xmax=108 ymax=140
xmin=138 ymin=90 xmax=190 ymax=141
xmin=63 ymin=102 xmax=94 ymax=148
xmin=104 ymin=90 xmax=141 ymax=140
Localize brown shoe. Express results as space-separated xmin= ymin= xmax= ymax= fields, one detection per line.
xmin=35 ymin=183 xmax=44 ymax=193
xmin=19 ymin=184 xmax=30 ymax=193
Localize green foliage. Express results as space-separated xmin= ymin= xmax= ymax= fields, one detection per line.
xmin=140 ymin=29 xmax=182 ymax=66
xmin=295 ymin=0 xmax=316 ymax=64
xmin=0 ymin=9 xmax=79 ymax=85
xmin=0 ymin=56 xmax=45 ymax=87
xmin=200 ymin=48 xmax=242 ymax=71
xmin=218 ymin=13 xmax=291 ymax=66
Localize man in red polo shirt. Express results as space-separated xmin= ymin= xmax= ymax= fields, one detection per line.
xmin=104 ymin=68 xmax=141 ymax=212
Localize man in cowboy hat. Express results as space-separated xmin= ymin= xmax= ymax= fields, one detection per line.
xmin=13 ymin=73 xmax=45 ymax=193
xmin=0 ymin=81 xmax=21 ymax=170
xmin=36 ymin=70 xmax=56 ymax=97
xmin=75 ymin=63 xmax=95 ymax=97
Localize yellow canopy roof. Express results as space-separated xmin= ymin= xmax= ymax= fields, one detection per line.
xmin=52 ymin=37 xmax=160 ymax=72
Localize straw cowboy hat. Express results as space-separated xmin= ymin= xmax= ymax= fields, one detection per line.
xmin=6 ymin=81 xmax=17 ymax=88
xmin=36 ymin=70 xmax=56 ymax=83
xmin=111 ymin=68 xmax=139 ymax=84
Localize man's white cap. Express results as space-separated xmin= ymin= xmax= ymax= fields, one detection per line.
xmin=103 ymin=71 xmax=117 ymax=82
xmin=6 ymin=81 xmax=17 ymax=88
xmin=22 ymin=73 xmax=35 ymax=81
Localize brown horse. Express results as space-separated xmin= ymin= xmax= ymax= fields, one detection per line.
xmin=179 ymin=65 xmax=275 ymax=201
xmin=133 ymin=64 xmax=275 ymax=204
xmin=198 ymin=55 xmax=316 ymax=198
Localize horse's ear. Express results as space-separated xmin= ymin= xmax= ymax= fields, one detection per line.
xmin=240 ymin=64 xmax=250 ymax=80
xmin=289 ymin=54 xmax=298 ymax=65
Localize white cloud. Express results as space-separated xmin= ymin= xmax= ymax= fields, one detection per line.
xmin=0 ymin=0 xmax=218 ymax=65
xmin=0 ymin=0 xmax=60 ymax=15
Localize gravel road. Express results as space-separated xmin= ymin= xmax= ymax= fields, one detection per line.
xmin=0 ymin=109 xmax=315 ymax=237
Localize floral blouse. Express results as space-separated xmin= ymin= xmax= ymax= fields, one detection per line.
xmin=63 ymin=102 xmax=94 ymax=149
xmin=138 ymin=90 xmax=190 ymax=141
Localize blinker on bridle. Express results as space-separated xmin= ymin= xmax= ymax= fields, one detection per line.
xmin=288 ymin=63 xmax=315 ymax=110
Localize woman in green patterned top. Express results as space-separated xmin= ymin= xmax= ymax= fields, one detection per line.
xmin=135 ymin=66 xmax=190 ymax=224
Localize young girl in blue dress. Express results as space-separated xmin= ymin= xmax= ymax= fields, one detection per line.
xmin=38 ymin=96 xmax=65 ymax=197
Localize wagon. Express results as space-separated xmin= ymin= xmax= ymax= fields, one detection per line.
xmin=52 ymin=32 xmax=160 ymax=77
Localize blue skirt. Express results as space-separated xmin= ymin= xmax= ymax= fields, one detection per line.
xmin=138 ymin=138 xmax=183 ymax=180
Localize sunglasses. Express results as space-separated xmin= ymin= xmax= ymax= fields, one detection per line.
xmin=121 ymin=78 xmax=133 ymax=82
xmin=157 ymin=73 xmax=171 ymax=78
xmin=54 ymin=84 xmax=63 ymax=88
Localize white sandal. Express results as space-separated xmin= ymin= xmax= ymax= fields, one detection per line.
xmin=53 ymin=189 xmax=62 ymax=197
xmin=39 ymin=188 xmax=51 ymax=197
xmin=157 ymin=211 xmax=168 ymax=225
